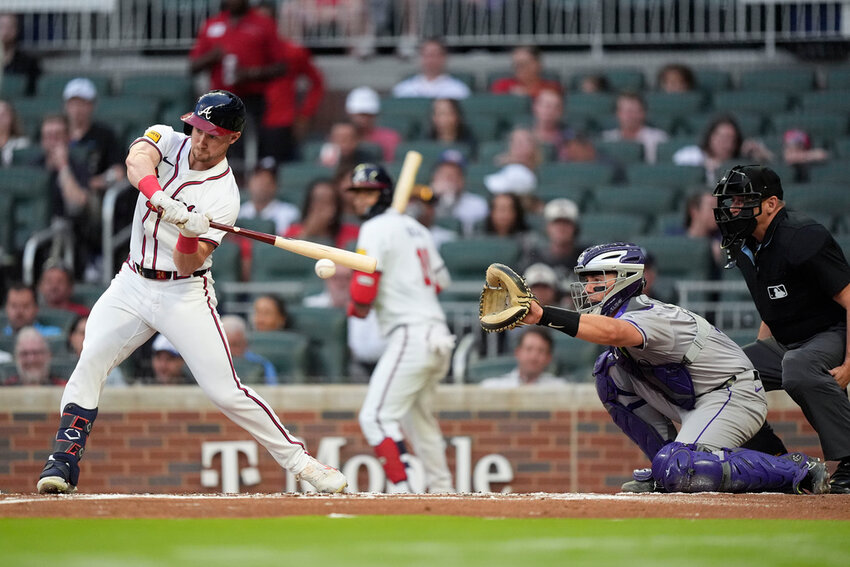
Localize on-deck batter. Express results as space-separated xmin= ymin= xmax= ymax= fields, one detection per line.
xmin=347 ymin=163 xmax=455 ymax=493
xmin=36 ymin=90 xmax=346 ymax=495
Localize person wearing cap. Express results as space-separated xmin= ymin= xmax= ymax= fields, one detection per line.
xmin=391 ymin=38 xmax=470 ymax=100
xmin=406 ymin=183 xmax=457 ymax=250
xmin=238 ymin=156 xmax=299 ymax=235
xmin=62 ymin=77 xmax=125 ymax=193
xmin=713 ymin=164 xmax=850 ymax=494
xmin=150 ymin=334 xmax=190 ymax=385
xmin=345 ymin=86 xmax=401 ymax=163
xmin=523 ymin=263 xmax=561 ymax=306
xmin=479 ymin=327 xmax=566 ymax=388
xmin=520 ymin=198 xmax=586 ymax=283
xmin=430 ymin=150 xmax=488 ymax=237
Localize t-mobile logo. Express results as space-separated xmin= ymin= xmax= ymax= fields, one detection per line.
xmin=200 ymin=441 xmax=261 ymax=493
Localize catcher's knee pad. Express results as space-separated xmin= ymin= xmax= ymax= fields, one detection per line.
xmin=595 ymin=352 xmax=668 ymax=460
xmin=651 ymin=442 xmax=811 ymax=493
xmin=374 ymin=438 xmax=409 ymax=484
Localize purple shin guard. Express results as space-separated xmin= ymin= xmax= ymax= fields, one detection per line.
xmin=651 ymin=442 xmax=811 ymax=493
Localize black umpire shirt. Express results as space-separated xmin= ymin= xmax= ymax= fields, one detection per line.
xmin=734 ymin=208 xmax=850 ymax=346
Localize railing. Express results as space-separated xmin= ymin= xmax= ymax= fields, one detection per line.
xmin=676 ymin=278 xmax=761 ymax=333
xmin=12 ymin=0 xmax=850 ymax=59
xmin=21 ymin=217 xmax=75 ymax=285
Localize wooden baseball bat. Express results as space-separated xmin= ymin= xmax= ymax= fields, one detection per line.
xmin=210 ymin=221 xmax=377 ymax=273
xmin=392 ymin=150 xmax=423 ymax=214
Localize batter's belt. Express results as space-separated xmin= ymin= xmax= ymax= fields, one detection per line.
xmin=134 ymin=263 xmax=209 ymax=281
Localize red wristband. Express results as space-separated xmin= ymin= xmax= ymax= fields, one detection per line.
xmin=138 ymin=175 xmax=162 ymax=200
xmin=175 ymin=234 xmax=199 ymax=254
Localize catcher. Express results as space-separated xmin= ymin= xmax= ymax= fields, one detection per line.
xmin=479 ymin=242 xmax=830 ymax=494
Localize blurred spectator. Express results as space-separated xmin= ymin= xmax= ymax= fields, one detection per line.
xmin=657 ymin=63 xmax=696 ymax=93
xmin=0 ymin=348 xmax=9 ymax=364
xmin=278 ymin=0 xmax=372 ymax=58
xmin=0 ymin=13 xmax=40 ymax=95
xmin=63 ymin=78 xmax=125 ymax=193
xmin=681 ymin=191 xmax=724 ymax=275
xmin=430 ymin=150 xmax=488 ymax=237
xmin=426 ymin=97 xmax=477 ymax=154
xmin=406 ymin=183 xmax=458 ymax=249
xmin=302 ymin=263 xmax=385 ymax=382
xmin=520 ymin=198 xmax=585 ymax=283
xmin=523 ymin=263 xmax=561 ymax=306
xmin=283 ymin=177 xmax=359 ymax=248
xmin=782 ymin=128 xmax=830 ymax=182
xmin=642 ymin=251 xmax=658 ymax=298
xmin=189 ymin=0 xmax=288 ymax=163
xmin=483 ymin=193 xmax=530 ymax=238
xmin=220 ymin=314 xmax=277 ymax=385
xmin=392 ymin=38 xmax=471 ymax=99
xmin=239 ymin=157 xmax=299 ymax=234
xmin=490 ymin=46 xmax=562 ymax=98
xmin=3 ymin=283 xmax=62 ymax=337
xmin=317 ymin=121 xmax=373 ymax=171
xmin=495 ymin=127 xmax=543 ymax=170
xmin=601 ymin=92 xmax=669 ymax=164
xmin=67 ymin=315 xmax=126 ymax=386
xmin=251 ymin=294 xmax=288 ymax=332
xmin=578 ymin=74 xmax=610 ymax=94
xmin=150 ymin=334 xmax=190 ymax=385
xmin=530 ymin=88 xmax=574 ymax=147
xmin=345 ymin=86 xmax=401 ymax=163
xmin=37 ymin=264 xmax=90 ymax=317
xmin=1 ymin=327 xmax=64 ymax=386
xmin=261 ymin=28 xmax=325 ymax=163
xmin=483 ymin=164 xmax=538 ymax=215
xmin=479 ymin=328 xmax=565 ymax=387
xmin=0 ymin=98 xmax=29 ymax=166
xmin=673 ymin=114 xmax=773 ymax=184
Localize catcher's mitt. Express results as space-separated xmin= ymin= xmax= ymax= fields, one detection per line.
xmin=479 ymin=263 xmax=538 ymax=333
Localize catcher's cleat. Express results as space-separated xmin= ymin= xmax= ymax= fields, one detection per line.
xmin=620 ymin=468 xmax=663 ymax=494
xmin=801 ymin=459 xmax=830 ymax=495
xmin=37 ymin=456 xmax=77 ymax=494
xmin=296 ymin=456 xmax=348 ymax=493
xmin=479 ymin=263 xmax=538 ymax=333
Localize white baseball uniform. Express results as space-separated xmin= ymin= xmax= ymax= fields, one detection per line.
xmin=355 ymin=208 xmax=455 ymax=492
xmin=59 ymin=124 xmax=317 ymax=476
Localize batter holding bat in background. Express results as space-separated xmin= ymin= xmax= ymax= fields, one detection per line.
xmin=347 ymin=163 xmax=456 ymax=493
xmin=479 ymin=243 xmax=830 ymax=494
xmin=36 ymin=90 xmax=346 ymax=495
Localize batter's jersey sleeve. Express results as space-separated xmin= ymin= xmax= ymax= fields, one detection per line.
xmin=131 ymin=124 xmax=183 ymax=165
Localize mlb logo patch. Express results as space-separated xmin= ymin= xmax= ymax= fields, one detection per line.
xmin=767 ymin=285 xmax=788 ymax=299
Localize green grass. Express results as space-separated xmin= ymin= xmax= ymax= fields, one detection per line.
xmin=1 ymin=517 xmax=847 ymax=567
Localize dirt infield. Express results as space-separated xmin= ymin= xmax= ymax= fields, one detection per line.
xmin=2 ymin=492 xmax=849 ymax=520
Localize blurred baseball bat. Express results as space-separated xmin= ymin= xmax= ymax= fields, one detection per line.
xmin=209 ymin=221 xmax=377 ymax=273
xmin=392 ymin=150 xmax=423 ymax=214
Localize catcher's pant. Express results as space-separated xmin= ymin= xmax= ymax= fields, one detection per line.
xmin=359 ymin=322 xmax=453 ymax=491
xmin=609 ymin=363 xmax=767 ymax=451
xmin=60 ymin=264 xmax=312 ymax=473
xmin=745 ymin=325 xmax=850 ymax=461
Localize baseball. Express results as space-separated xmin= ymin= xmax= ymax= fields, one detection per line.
xmin=315 ymin=258 xmax=336 ymax=279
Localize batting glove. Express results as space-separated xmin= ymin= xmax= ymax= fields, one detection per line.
xmin=149 ymin=191 xmax=190 ymax=225
xmin=178 ymin=211 xmax=211 ymax=238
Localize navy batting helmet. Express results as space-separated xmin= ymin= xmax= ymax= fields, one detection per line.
xmin=181 ymin=90 xmax=246 ymax=136
xmin=347 ymin=163 xmax=394 ymax=219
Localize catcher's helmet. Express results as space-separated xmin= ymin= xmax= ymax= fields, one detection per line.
xmin=181 ymin=90 xmax=246 ymax=136
xmin=571 ymin=242 xmax=645 ymax=316
xmin=712 ymin=164 xmax=783 ymax=250
xmin=347 ymin=163 xmax=394 ymax=219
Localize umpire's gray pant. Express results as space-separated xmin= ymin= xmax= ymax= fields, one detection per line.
xmin=744 ymin=323 xmax=850 ymax=461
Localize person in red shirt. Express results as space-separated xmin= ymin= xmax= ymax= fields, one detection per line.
xmin=490 ymin=46 xmax=562 ymax=98
xmin=284 ymin=178 xmax=359 ymax=249
xmin=37 ymin=265 xmax=90 ymax=318
xmin=261 ymin=38 xmax=325 ymax=163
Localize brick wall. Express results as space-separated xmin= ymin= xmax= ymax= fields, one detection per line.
xmin=0 ymin=386 xmax=824 ymax=494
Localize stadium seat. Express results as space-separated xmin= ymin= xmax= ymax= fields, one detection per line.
xmin=70 ymin=283 xmax=107 ymax=308
xmin=395 ymin=141 xmax=473 ymax=177
xmin=276 ymin=163 xmax=334 ymax=204
xmin=656 ymin=136 xmax=697 ymax=163
xmin=0 ymin=74 xmax=28 ymax=98
xmin=39 ymin=308 xmax=78 ymax=332
xmin=712 ymin=91 xmax=791 ymax=117
xmin=0 ymin=192 xmax=13 ymax=254
xmin=769 ymin=112 xmax=848 ymax=143
xmin=119 ymin=75 xmax=193 ymax=105
xmin=570 ymin=69 xmax=645 ymax=92
xmin=95 ymin=97 xmax=161 ymax=136
xmin=12 ymin=97 xmax=63 ymax=137
xmin=380 ymin=96 xmax=432 ymax=118
xmin=579 ymin=212 xmax=648 ymax=244
xmin=535 ymin=184 xmax=589 ymax=209
xmin=464 ymin=112 xmax=502 ymax=143
xmin=594 ymin=140 xmax=644 ymax=164
xmin=587 ymin=185 xmax=680 ymax=216
xmin=0 ymin=166 xmax=52 ymax=250
xmin=826 ymin=67 xmax=850 ymax=90
xmin=693 ymin=69 xmax=732 ymax=93
xmin=645 ymin=92 xmax=706 ymax=121
xmin=460 ymin=93 xmax=532 ymax=118
xmin=807 ymin=162 xmax=850 ymax=184
xmin=236 ymin=217 xmax=276 ymax=236
xmin=464 ymin=355 xmax=517 ymax=383
xmin=233 ymin=357 xmax=267 ymax=385
xmin=440 ymin=237 xmax=520 ymax=279
xmin=210 ymin=238 xmax=242 ymax=283
xmin=10 ymin=146 xmax=45 ymax=166
xmin=377 ymin=114 xmax=420 ymax=140
xmin=251 ymin=241 xmax=316 ymax=281
xmin=800 ymin=91 xmax=850 ymax=114
xmin=286 ymin=305 xmax=347 ymax=382
xmin=835 ymin=235 xmax=850 ymax=258
xmin=37 ymin=74 xmax=113 ymax=98
xmin=247 ymin=331 xmax=309 ymax=384
xmin=565 ymin=92 xmax=617 ymax=128
xmin=536 ymin=162 xmax=616 ymax=189
xmin=550 ymin=333 xmax=600 ymax=381
xmin=679 ymin=112 xmax=763 ymax=138
xmin=634 ymin=235 xmax=712 ymax=280
xmin=625 ymin=163 xmax=705 ymax=189
xmin=783 ymin=184 xmax=848 ymax=216
xmin=738 ymin=68 xmax=816 ymax=95
xmin=650 ymin=211 xmax=686 ymax=235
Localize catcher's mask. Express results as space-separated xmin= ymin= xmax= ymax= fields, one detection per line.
xmin=181 ymin=90 xmax=246 ymax=136
xmin=712 ymin=164 xmax=783 ymax=254
xmin=571 ymin=243 xmax=645 ymax=316
xmin=346 ymin=163 xmax=394 ymax=219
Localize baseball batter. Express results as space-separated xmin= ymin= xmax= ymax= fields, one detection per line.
xmin=484 ymin=243 xmax=829 ymax=494
xmin=347 ymin=163 xmax=455 ymax=493
xmin=36 ymin=91 xmax=346 ymax=495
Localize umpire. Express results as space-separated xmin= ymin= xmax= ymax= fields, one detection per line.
xmin=713 ymin=164 xmax=850 ymax=494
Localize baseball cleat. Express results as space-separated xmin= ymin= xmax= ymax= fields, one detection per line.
xmin=37 ymin=456 xmax=77 ymax=494
xmin=296 ymin=456 xmax=348 ymax=493
xmin=828 ymin=458 xmax=850 ymax=494
xmin=805 ymin=459 xmax=830 ymax=495
xmin=621 ymin=467 xmax=663 ymax=493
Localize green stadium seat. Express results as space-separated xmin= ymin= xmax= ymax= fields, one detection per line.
xmin=440 ymin=237 xmax=520 ymax=279
xmin=250 ymin=241 xmax=316 ymax=281
xmin=784 ymin=184 xmax=849 ymax=216
xmin=800 ymin=91 xmax=850 ymax=114
xmin=0 ymin=74 xmax=28 ymax=98
xmin=536 ymin=162 xmax=616 ymax=189
xmin=594 ymin=140 xmax=644 ymax=164
xmin=119 ymin=75 xmax=193 ymax=105
xmin=579 ymin=212 xmax=648 ymax=244
xmin=0 ymin=166 xmax=53 ymax=250
xmin=37 ymin=74 xmax=113 ymax=98
xmin=826 ymin=67 xmax=850 ymax=90
xmin=233 ymin=357 xmax=267 ymax=385
xmin=377 ymin=114 xmax=419 ymax=139
xmin=287 ymin=305 xmax=348 ymax=382
xmin=94 ymin=97 xmax=160 ymax=135
xmin=210 ymin=238 xmax=242 ymax=283
xmin=712 ymin=91 xmax=791 ymax=116
xmin=39 ymin=308 xmax=78 ymax=332
xmin=693 ymin=69 xmax=732 ymax=92
xmin=656 ymin=136 xmax=697 ymax=163
xmin=465 ymin=355 xmax=517 ymax=383
xmin=831 ymin=136 xmax=850 ymax=157
xmin=587 ymin=185 xmax=680 ymax=216
xmin=380 ymin=96 xmax=432 ymax=118
xmin=807 ymin=162 xmax=850 ymax=184
xmin=769 ymin=112 xmax=848 ymax=143
xmin=247 ymin=331 xmax=309 ymax=384
xmin=679 ymin=112 xmax=763 ymax=138
xmin=464 ymin=112 xmax=502 ymax=143
xmin=565 ymin=92 xmax=617 ymax=125
xmin=487 ymin=69 xmax=561 ymax=90
xmin=12 ymin=97 xmax=63 ymax=136
xmin=10 ymin=145 xmax=44 ymax=166
xmin=276 ymin=163 xmax=334 ymax=204
xmin=535 ymin=185 xmax=589 ymax=209
xmin=625 ymin=163 xmax=705 ymax=189
xmin=645 ymin=92 xmax=706 ymax=121
xmin=650 ymin=211 xmax=686 ymax=235
xmin=236 ymin=217 xmax=276 ymax=236
xmin=395 ymin=141 xmax=473 ymax=178
xmin=0 ymin=192 xmax=13 ymax=254
xmin=550 ymin=333 xmax=601 ymax=381
xmin=634 ymin=235 xmax=712 ymax=280
xmin=738 ymin=68 xmax=816 ymax=95
xmin=570 ymin=69 xmax=645 ymax=92
xmin=460 ymin=93 xmax=532 ymax=118
xmin=70 ymin=282 xmax=107 ymax=308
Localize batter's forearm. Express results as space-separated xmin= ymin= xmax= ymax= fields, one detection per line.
xmin=126 ymin=145 xmax=160 ymax=188
xmin=173 ymin=240 xmax=213 ymax=276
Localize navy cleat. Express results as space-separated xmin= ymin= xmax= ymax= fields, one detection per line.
xmin=37 ymin=455 xmax=78 ymax=494
xmin=829 ymin=458 xmax=850 ymax=494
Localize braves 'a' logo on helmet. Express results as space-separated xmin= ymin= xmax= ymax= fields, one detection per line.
xmin=198 ymin=106 xmax=214 ymax=120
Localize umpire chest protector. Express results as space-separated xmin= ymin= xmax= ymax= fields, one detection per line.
xmin=733 ymin=209 xmax=850 ymax=345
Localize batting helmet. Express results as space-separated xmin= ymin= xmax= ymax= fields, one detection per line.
xmin=712 ymin=164 xmax=783 ymax=249
xmin=346 ymin=163 xmax=394 ymax=219
xmin=181 ymin=90 xmax=246 ymax=136
xmin=571 ymin=242 xmax=645 ymax=316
